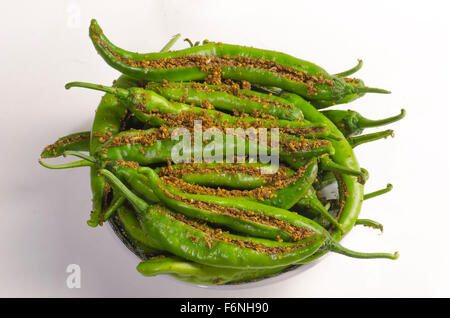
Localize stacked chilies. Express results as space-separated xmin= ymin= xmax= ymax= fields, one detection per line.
xmin=40 ymin=19 xmax=404 ymax=285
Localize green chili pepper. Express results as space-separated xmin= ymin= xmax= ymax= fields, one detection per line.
xmin=39 ymin=22 xmax=403 ymax=284
xmin=85 ymin=35 xmax=176 ymax=227
xmin=86 ymin=74 xmax=142 ymax=227
xmin=321 ymin=109 xmax=406 ymax=137
xmin=149 ymin=157 xmax=316 ymax=207
xmin=101 ymin=168 xmax=399 ymax=265
xmin=89 ymin=19 xmax=389 ymax=104
xmin=41 ymin=131 xmax=90 ymax=158
xmin=145 ymin=81 xmax=304 ymax=121
xmin=107 ymin=160 xmax=310 ymax=210
xmin=308 ymin=79 xmax=368 ymax=109
xmin=129 ymin=165 xmax=320 ymax=242
xmin=280 ymin=93 xmax=364 ymax=262
xmin=64 ymin=81 xmax=333 ymax=141
xmin=95 ymin=127 xmax=332 ymax=170
xmin=99 ymin=168 xmax=328 ymax=269
xmin=137 ymin=256 xmax=286 ymax=285
xmin=156 ymin=162 xmax=292 ymax=190
xmin=251 ymin=159 xmax=318 ymax=209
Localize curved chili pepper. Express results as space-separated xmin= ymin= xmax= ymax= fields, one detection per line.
xmin=86 ymin=35 xmax=175 ymax=227
xmin=156 ymin=162 xmax=291 ymax=190
xmin=41 ymin=131 xmax=90 ymax=158
xmin=89 ymin=20 xmax=389 ymax=104
xmin=145 ymin=157 xmax=317 ymax=207
xmin=100 ymin=168 xmax=328 ymax=269
xmin=253 ymin=159 xmax=318 ymax=209
xmin=107 ymin=159 xmax=313 ymax=211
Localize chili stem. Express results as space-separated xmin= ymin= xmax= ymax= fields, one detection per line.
xmin=102 ymin=195 xmax=126 ymax=221
xmin=330 ymin=241 xmax=398 ymax=259
xmin=38 ymin=159 xmax=93 ymax=169
xmin=160 ymin=34 xmax=181 ymax=53
xmin=358 ymin=109 xmax=406 ymax=129
xmin=356 ymin=87 xmax=391 ymax=94
xmin=349 ymin=130 xmax=394 ymax=148
xmin=65 ymin=82 xmax=129 ymax=99
xmin=334 ymin=59 xmax=363 ymax=77
xmin=63 ymin=150 xmax=97 ymax=163
xmin=99 ymin=169 xmax=149 ymax=215
xmin=364 ymin=184 xmax=393 ymax=200
xmin=355 ymin=219 xmax=384 ymax=232
xmin=320 ymin=155 xmax=366 ymax=178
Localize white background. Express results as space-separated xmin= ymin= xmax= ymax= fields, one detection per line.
xmin=1 ymin=0 xmax=449 ymax=297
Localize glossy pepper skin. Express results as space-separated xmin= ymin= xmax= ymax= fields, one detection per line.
xmin=248 ymin=158 xmax=318 ymax=209
xmin=145 ymin=81 xmax=304 ymax=121
xmin=136 ymin=165 xmax=326 ymax=242
xmin=64 ymin=81 xmax=333 ymax=140
xmin=106 ymin=160 xmax=321 ymax=242
xmin=151 ymin=160 xmax=340 ymax=230
xmin=280 ymin=93 xmax=364 ymax=262
xmin=101 ymin=168 xmax=398 ymax=265
xmin=115 ymin=205 xmax=290 ymax=285
xmin=156 ymin=162 xmax=292 ymax=190
xmin=108 ymin=159 xmax=314 ymax=210
xmin=89 ymin=19 xmax=389 ymax=105
xmin=96 ymin=127 xmax=333 ymax=170
xmin=100 ymin=168 xmax=327 ymax=269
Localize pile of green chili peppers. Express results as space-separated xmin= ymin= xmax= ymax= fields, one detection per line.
xmin=39 ymin=19 xmax=405 ymax=286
